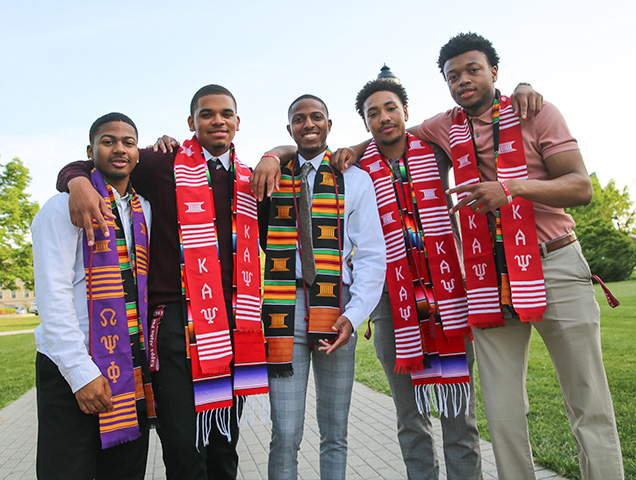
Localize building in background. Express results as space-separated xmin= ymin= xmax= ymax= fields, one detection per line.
xmin=0 ymin=279 xmax=33 ymax=313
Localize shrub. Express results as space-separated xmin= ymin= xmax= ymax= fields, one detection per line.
xmin=576 ymin=219 xmax=636 ymax=282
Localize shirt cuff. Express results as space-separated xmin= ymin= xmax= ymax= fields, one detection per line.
xmin=342 ymin=306 xmax=364 ymax=331
xmin=61 ymin=360 xmax=102 ymax=394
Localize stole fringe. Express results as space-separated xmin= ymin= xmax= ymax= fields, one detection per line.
xmin=239 ymin=394 xmax=271 ymax=428
xmin=414 ymin=383 xmax=470 ymax=418
xmin=196 ymin=395 xmax=270 ymax=450
xmin=267 ymin=364 xmax=294 ymax=378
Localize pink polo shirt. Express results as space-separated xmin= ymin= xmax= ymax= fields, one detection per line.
xmin=417 ymin=101 xmax=578 ymax=243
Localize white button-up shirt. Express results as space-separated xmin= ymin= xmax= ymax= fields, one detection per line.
xmin=32 ymin=189 xmax=151 ymax=393
xmin=296 ymin=151 xmax=386 ymax=330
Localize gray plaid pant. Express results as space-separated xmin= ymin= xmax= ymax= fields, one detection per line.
xmin=371 ymin=291 xmax=482 ymax=480
xmin=268 ymin=286 xmax=356 ymax=480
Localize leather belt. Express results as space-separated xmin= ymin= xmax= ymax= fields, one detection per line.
xmin=539 ymin=231 xmax=577 ymax=258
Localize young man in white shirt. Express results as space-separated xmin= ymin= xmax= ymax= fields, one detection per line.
xmin=32 ymin=112 xmax=153 ymax=480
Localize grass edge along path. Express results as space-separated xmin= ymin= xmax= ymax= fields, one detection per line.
xmin=354 ymin=281 xmax=634 ymax=480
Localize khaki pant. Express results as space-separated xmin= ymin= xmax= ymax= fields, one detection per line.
xmin=473 ymin=242 xmax=623 ymax=480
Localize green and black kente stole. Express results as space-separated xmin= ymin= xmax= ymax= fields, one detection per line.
xmin=263 ymin=150 xmax=344 ymax=377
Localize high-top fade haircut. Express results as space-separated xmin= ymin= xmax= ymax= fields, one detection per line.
xmin=190 ymin=84 xmax=237 ymax=116
xmin=355 ymin=79 xmax=409 ymax=119
xmin=89 ymin=112 xmax=138 ymax=144
xmin=437 ymin=32 xmax=500 ymax=78
xmin=287 ymin=94 xmax=329 ymax=119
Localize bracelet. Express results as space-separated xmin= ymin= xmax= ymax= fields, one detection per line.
xmin=499 ymin=180 xmax=513 ymax=204
xmin=262 ymin=153 xmax=281 ymax=163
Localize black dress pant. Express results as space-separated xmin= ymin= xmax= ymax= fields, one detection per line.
xmin=36 ymin=353 xmax=149 ymax=480
xmin=151 ymin=302 xmax=241 ymax=480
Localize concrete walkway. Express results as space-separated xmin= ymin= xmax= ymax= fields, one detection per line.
xmin=0 ymin=369 xmax=568 ymax=480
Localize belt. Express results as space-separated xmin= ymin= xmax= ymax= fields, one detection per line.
xmin=539 ymin=231 xmax=577 ymax=258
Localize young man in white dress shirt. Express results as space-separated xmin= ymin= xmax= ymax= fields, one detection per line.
xmin=32 ymin=113 xmax=153 ymax=480
xmin=261 ymin=95 xmax=386 ymax=480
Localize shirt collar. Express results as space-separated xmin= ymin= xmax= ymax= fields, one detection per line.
xmin=202 ymin=148 xmax=231 ymax=171
xmin=464 ymin=100 xmax=496 ymax=125
xmin=111 ymin=182 xmax=132 ymax=203
xmin=298 ymin=150 xmax=327 ymax=170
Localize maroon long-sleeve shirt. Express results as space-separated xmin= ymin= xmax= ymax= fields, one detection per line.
xmin=57 ymin=148 xmax=234 ymax=308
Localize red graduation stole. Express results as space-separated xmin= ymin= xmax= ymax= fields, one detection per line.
xmin=174 ymin=136 xmax=266 ymax=418
xmin=449 ymin=93 xmax=546 ymax=326
xmin=361 ymin=135 xmax=469 ymax=385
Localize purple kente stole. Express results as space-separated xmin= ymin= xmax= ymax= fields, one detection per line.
xmin=83 ymin=169 xmax=150 ymax=448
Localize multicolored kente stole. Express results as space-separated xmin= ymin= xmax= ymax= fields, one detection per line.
xmin=84 ymin=168 xmax=152 ymax=448
xmin=361 ymin=135 xmax=471 ymax=416
xmin=449 ymin=91 xmax=546 ymax=326
xmin=174 ymin=136 xmax=267 ymax=445
xmin=263 ymin=150 xmax=344 ymax=377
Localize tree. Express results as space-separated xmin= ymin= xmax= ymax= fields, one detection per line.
xmin=0 ymin=157 xmax=39 ymax=290
xmin=566 ymin=174 xmax=635 ymax=233
xmin=576 ymin=219 xmax=636 ymax=282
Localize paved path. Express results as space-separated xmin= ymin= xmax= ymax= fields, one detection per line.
xmin=0 ymin=371 xmax=567 ymax=480
xmin=0 ymin=329 xmax=35 ymax=336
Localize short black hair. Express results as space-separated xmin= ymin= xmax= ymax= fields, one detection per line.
xmin=89 ymin=112 xmax=138 ymax=144
xmin=437 ymin=32 xmax=500 ymax=77
xmin=190 ymin=84 xmax=237 ymax=116
xmin=287 ymin=94 xmax=329 ymax=119
xmin=355 ymin=79 xmax=409 ymax=119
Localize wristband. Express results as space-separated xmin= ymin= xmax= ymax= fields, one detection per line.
xmin=499 ymin=180 xmax=513 ymax=204
xmin=517 ymin=82 xmax=532 ymax=87
xmin=262 ymin=153 xmax=281 ymax=163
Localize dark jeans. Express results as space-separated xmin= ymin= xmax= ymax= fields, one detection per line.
xmin=36 ymin=353 xmax=149 ymax=480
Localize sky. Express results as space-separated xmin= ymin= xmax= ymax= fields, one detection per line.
xmin=1 ymin=0 xmax=634 ymax=209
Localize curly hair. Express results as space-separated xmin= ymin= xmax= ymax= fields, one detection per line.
xmin=355 ymin=79 xmax=408 ymax=119
xmin=437 ymin=32 xmax=500 ymax=77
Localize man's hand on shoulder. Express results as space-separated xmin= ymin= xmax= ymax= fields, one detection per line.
xmin=148 ymin=135 xmax=180 ymax=153
xmin=68 ymin=177 xmax=114 ymax=246
xmin=331 ymin=147 xmax=359 ymax=174
xmin=251 ymin=154 xmax=281 ymax=201
xmin=317 ymin=315 xmax=353 ymax=355
xmin=75 ymin=375 xmax=113 ymax=414
xmin=511 ymin=83 xmax=543 ymax=121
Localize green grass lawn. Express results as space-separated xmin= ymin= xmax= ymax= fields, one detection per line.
xmin=0 ymin=315 xmax=40 ymax=332
xmin=0 ymin=333 xmax=36 ymax=409
xmin=355 ymin=280 xmax=635 ymax=480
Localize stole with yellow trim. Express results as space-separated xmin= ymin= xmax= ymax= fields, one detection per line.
xmin=83 ymin=168 xmax=150 ymax=448
xmin=262 ymin=151 xmax=344 ymax=377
